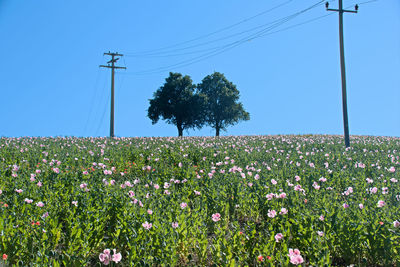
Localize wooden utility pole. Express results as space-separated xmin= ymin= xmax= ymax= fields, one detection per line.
xmin=100 ymin=52 xmax=126 ymax=138
xmin=326 ymin=1 xmax=358 ymax=148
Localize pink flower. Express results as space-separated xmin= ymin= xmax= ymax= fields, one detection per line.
xmin=147 ymin=209 xmax=153 ymax=215
xmin=172 ymin=222 xmax=179 ymax=229
xmin=288 ymin=249 xmax=304 ymax=265
xmin=393 ymin=220 xmax=400 ymax=228
xmin=37 ymin=181 xmax=42 ymax=187
xmin=377 ymin=200 xmax=386 ymax=208
xmin=42 ymin=212 xmax=49 ymax=218
xmin=80 ymin=183 xmax=87 ymax=189
xmin=112 ymin=249 xmax=122 ymax=263
xmin=180 ymin=202 xmax=188 ymax=209
xmin=388 ymin=166 xmax=396 ymax=173
xmin=72 ymin=201 xmax=78 ymax=207
xmin=36 ymin=201 xmax=44 ymax=207
xmin=212 ymin=213 xmax=221 ymax=222
xmin=266 ymin=193 xmax=275 ymax=200
xmin=347 ymin=187 xmax=353 ymax=193
xmin=279 ymin=208 xmax=288 ymax=215
xmin=99 ymin=249 xmax=111 ymax=265
xmin=271 ymin=179 xmax=277 ymax=185
xmin=24 ymin=198 xmax=33 ymax=204
xmin=359 ymin=203 xmax=364 ymax=209
xmin=343 ymin=203 xmax=349 ymax=209
xmin=279 ymin=192 xmax=287 ymax=199
xmin=268 ymin=209 xmax=277 ymax=218
xmin=275 ymin=233 xmax=284 ymax=242
xmin=15 ymin=189 xmax=23 ymax=193
xmin=319 ymin=215 xmax=325 ymax=221
xmin=294 ymin=185 xmax=302 ymax=191
xmin=382 ymin=187 xmax=389 ymax=194
xmin=317 ymin=231 xmax=324 ymax=236
xmin=312 ymin=182 xmax=320 ymax=190
xmin=142 ymin=221 xmax=152 ymax=230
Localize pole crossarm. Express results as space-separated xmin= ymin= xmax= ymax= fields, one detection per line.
xmin=99 ymin=65 xmax=126 ymax=69
xmin=104 ymin=52 xmax=124 ymax=57
xmin=327 ymin=8 xmax=358 ymax=13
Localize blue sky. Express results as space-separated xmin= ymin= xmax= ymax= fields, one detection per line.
xmin=0 ymin=0 xmax=399 ymax=137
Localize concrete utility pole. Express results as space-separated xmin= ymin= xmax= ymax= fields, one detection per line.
xmin=100 ymin=52 xmax=126 ymax=138
xmin=326 ymin=1 xmax=358 ymax=148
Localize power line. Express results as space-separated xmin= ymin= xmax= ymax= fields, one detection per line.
xmin=259 ymin=11 xmax=334 ymax=37
xmin=120 ymin=0 xmax=326 ymax=75
xmin=118 ymin=0 xmax=377 ymax=77
xmin=125 ymin=1 xmax=333 ymax=58
xmin=352 ymin=0 xmax=378 ymax=5
xmin=83 ymin=67 xmax=103 ymax=136
xmin=93 ymin=72 xmax=108 ymax=136
xmin=125 ymin=13 xmax=304 ymax=58
xmin=130 ymin=19 xmax=296 ymax=75
xmin=125 ymin=0 xmax=294 ymax=56
xmin=95 ymin=91 xmax=111 ymax=137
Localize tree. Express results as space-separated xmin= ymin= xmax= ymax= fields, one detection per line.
xmin=197 ymin=72 xmax=249 ymax=136
xmin=148 ymin=72 xmax=205 ymax=137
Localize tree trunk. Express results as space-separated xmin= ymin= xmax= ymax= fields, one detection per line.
xmin=216 ymin=125 xmax=220 ymax=137
xmin=177 ymin=124 xmax=183 ymax=137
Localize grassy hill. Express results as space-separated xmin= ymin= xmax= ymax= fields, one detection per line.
xmin=0 ymin=135 xmax=399 ymax=266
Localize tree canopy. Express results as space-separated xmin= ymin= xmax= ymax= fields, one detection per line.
xmin=147 ymin=72 xmax=205 ymax=137
xmin=197 ymin=72 xmax=249 ymax=136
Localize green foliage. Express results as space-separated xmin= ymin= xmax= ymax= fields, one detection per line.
xmin=147 ymin=72 xmax=205 ymax=136
xmin=0 ymin=135 xmax=399 ymax=266
xmin=197 ymin=72 xmax=250 ymax=136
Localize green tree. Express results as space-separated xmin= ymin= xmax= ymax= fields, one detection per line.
xmin=148 ymin=72 xmax=205 ymax=137
xmin=197 ymin=72 xmax=249 ymax=136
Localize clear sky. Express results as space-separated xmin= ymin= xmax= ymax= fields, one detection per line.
xmin=0 ymin=0 xmax=399 ymax=138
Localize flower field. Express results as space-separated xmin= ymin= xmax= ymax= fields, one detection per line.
xmin=0 ymin=135 xmax=399 ymax=266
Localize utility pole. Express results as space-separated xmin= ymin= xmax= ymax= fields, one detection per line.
xmin=100 ymin=52 xmax=126 ymax=138
xmin=326 ymin=1 xmax=358 ymax=148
